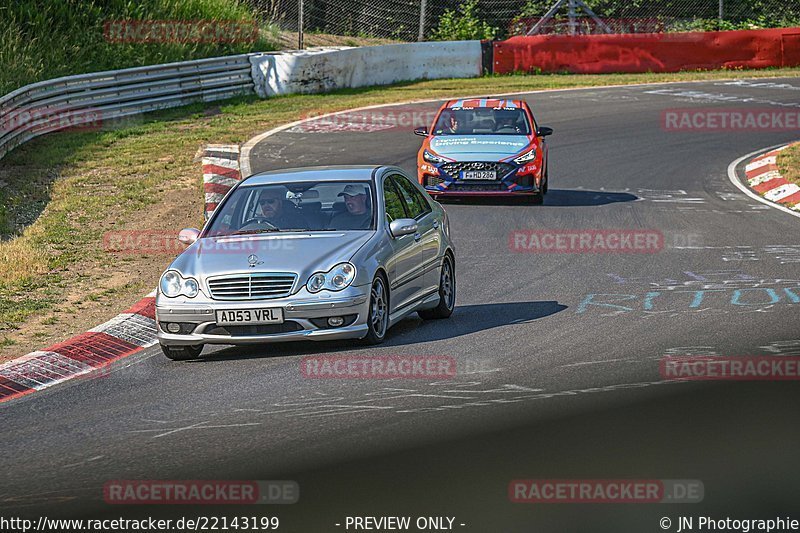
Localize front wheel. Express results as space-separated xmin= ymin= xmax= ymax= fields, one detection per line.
xmin=419 ymin=255 xmax=455 ymax=320
xmin=542 ymin=163 xmax=549 ymax=194
xmin=363 ymin=274 xmax=389 ymax=344
xmin=160 ymin=343 xmax=203 ymax=361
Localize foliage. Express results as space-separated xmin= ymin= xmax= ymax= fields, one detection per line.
xmin=0 ymin=0 xmax=279 ymax=95
xmin=431 ymin=0 xmax=498 ymax=41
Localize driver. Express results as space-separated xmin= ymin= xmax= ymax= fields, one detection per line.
xmin=436 ymin=109 xmax=460 ymax=134
xmin=255 ymin=187 xmax=306 ymax=229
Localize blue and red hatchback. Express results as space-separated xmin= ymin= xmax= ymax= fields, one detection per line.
xmin=415 ymin=99 xmax=553 ymax=204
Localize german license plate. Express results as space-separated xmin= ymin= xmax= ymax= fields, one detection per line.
xmin=461 ymin=170 xmax=496 ymax=180
xmin=216 ymin=308 xmax=283 ymax=326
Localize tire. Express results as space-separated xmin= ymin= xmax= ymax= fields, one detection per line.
xmin=160 ymin=343 xmax=203 ymax=361
xmin=418 ymin=254 xmax=456 ymax=320
xmin=542 ymin=163 xmax=549 ymax=194
xmin=528 ymin=192 xmax=544 ymax=205
xmin=363 ymin=274 xmax=389 ymax=344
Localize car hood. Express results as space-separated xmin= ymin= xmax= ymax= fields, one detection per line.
xmin=171 ymin=231 xmax=374 ymax=287
xmin=429 ymin=135 xmax=530 ymax=160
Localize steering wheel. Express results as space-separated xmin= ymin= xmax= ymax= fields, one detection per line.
xmin=240 ymin=216 xmax=278 ymax=231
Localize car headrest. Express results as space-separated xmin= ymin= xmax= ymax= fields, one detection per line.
xmin=300 ymin=201 xmax=322 ymax=211
xmin=471 ymin=117 xmax=495 ymax=134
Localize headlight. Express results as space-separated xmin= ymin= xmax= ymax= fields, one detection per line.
xmin=307 ymin=273 xmax=326 ymax=293
xmin=306 ymin=262 xmax=356 ymax=293
xmin=160 ymin=270 xmax=199 ymax=298
xmin=423 ymin=149 xmax=447 ymax=164
xmin=513 ymin=147 xmax=537 ymax=165
xmin=183 ymin=278 xmax=199 ymax=298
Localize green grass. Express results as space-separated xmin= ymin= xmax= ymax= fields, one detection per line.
xmin=0 ymin=0 xmax=279 ymax=95
xmin=777 ymin=142 xmax=800 ymax=188
xmin=0 ymin=337 xmax=17 ymax=348
xmin=2 ymin=67 xmax=800 ymax=336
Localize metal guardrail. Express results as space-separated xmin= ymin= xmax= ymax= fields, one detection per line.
xmin=0 ymin=54 xmax=257 ymax=161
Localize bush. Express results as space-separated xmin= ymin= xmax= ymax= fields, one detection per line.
xmin=431 ymin=0 xmax=498 ymax=41
xmin=509 ymin=0 xmax=800 ymax=36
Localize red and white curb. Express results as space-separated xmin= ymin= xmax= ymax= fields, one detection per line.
xmin=744 ymin=144 xmax=800 ymax=208
xmin=0 ymin=293 xmax=157 ymax=403
xmin=728 ymin=142 xmax=800 ymax=220
xmin=202 ymin=144 xmax=242 ymax=219
xmin=0 ymin=144 xmax=237 ymax=404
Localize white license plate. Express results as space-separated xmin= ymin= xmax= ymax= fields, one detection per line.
xmin=461 ymin=170 xmax=496 ymax=180
xmin=216 ymin=308 xmax=283 ymax=326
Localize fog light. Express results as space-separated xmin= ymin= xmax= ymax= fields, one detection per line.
xmin=166 ymin=322 xmax=181 ymax=333
xmin=327 ymin=316 xmax=345 ymax=327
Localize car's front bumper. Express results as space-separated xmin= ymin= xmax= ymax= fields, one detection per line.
xmin=426 ymin=188 xmax=539 ymax=198
xmin=156 ymin=287 xmax=371 ymax=346
xmin=420 ymin=162 xmax=540 ymax=197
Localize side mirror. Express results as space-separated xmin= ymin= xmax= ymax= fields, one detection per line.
xmin=537 ymin=126 xmax=554 ymax=137
xmin=178 ymin=228 xmax=201 ymax=245
xmin=414 ymin=127 xmax=429 ymax=137
xmin=389 ymin=218 xmax=418 ymax=238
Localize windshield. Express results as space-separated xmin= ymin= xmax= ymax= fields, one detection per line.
xmin=433 ymin=106 xmax=532 ymax=136
xmin=205 ymin=181 xmax=374 ymax=236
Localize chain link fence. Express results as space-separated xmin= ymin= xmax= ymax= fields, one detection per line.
xmin=243 ymin=0 xmax=800 ymax=43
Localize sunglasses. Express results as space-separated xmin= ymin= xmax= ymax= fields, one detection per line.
xmin=259 ymin=198 xmax=281 ymax=205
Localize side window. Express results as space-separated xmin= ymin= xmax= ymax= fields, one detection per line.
xmin=392 ymin=176 xmax=432 ymax=220
xmin=383 ymin=179 xmax=408 ymax=223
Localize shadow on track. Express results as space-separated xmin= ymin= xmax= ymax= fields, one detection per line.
xmin=439 ymin=189 xmax=637 ymax=207
xmin=194 ymin=300 xmax=566 ymax=362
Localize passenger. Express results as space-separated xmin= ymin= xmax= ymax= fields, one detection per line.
xmin=495 ymin=111 xmax=523 ymax=134
xmin=329 ymin=184 xmax=372 ymax=230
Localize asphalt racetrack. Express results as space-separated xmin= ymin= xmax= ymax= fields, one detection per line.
xmin=2 ymin=79 xmax=800 ymax=532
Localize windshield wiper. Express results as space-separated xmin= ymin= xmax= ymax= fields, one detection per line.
xmin=229 ymin=228 xmax=282 ymax=236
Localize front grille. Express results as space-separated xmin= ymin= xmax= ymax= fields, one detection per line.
xmin=205 ymin=321 xmax=303 ymax=336
xmin=207 ymin=273 xmax=296 ymax=300
xmin=440 ymin=161 xmax=516 ymax=179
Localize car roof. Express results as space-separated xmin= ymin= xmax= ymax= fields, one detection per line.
xmin=444 ymin=98 xmax=528 ymax=109
xmin=241 ymin=165 xmax=383 ymax=186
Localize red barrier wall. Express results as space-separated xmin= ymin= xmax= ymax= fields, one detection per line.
xmin=494 ymin=28 xmax=800 ymax=74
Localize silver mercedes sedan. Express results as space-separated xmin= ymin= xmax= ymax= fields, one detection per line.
xmin=156 ymin=166 xmax=456 ymax=360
